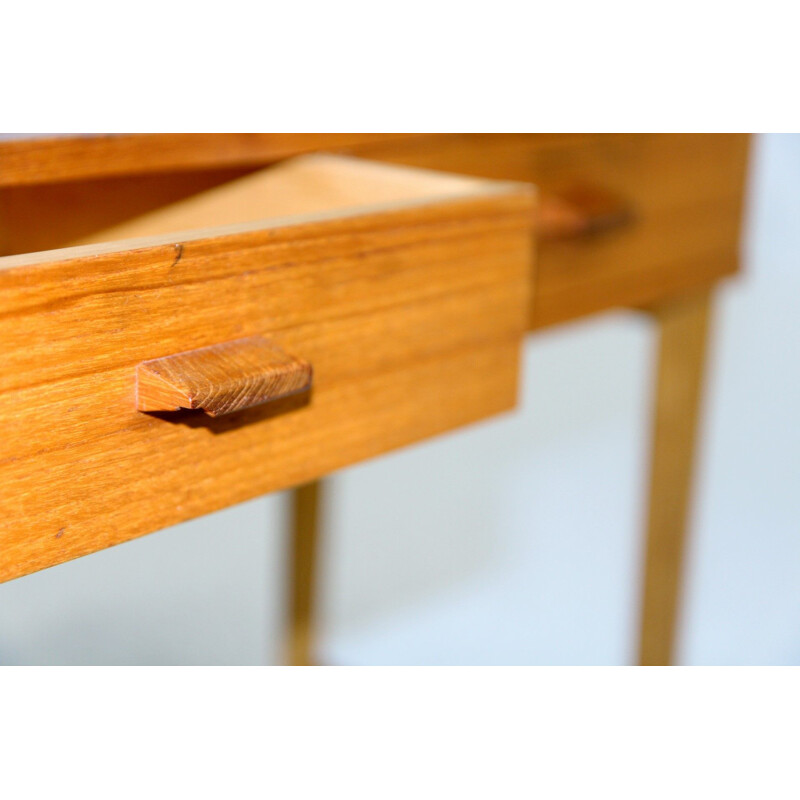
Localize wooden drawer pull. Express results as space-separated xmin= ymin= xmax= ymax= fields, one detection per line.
xmin=539 ymin=184 xmax=635 ymax=240
xmin=136 ymin=336 xmax=312 ymax=417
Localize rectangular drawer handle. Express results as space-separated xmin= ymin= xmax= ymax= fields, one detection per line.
xmin=136 ymin=336 xmax=312 ymax=417
xmin=539 ymin=184 xmax=635 ymax=240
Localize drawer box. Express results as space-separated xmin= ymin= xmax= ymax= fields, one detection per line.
xmin=0 ymin=156 xmax=534 ymax=581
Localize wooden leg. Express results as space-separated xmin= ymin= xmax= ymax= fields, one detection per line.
xmin=638 ymin=291 xmax=713 ymax=666
xmin=287 ymin=480 xmax=323 ymax=666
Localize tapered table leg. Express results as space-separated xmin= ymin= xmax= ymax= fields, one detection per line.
xmin=287 ymin=480 xmax=324 ymax=666
xmin=638 ymin=291 xmax=713 ymax=665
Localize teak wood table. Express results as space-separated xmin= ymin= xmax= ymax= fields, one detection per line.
xmin=0 ymin=133 xmax=750 ymax=665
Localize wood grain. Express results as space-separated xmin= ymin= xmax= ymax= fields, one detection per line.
xmin=0 ymin=134 xmax=748 ymax=331
xmin=287 ymin=480 xmax=323 ymax=666
xmin=0 ymin=155 xmax=535 ymax=582
xmin=538 ymin=183 xmax=635 ymax=240
xmin=0 ymin=133 xmax=423 ymax=187
xmin=0 ymin=133 xmax=603 ymax=189
xmin=0 ymin=134 xmax=751 ymax=670
xmin=66 ymin=154 xmax=510 ymax=245
xmin=137 ymin=336 xmax=312 ymax=417
xmin=0 ymin=135 xmax=603 ymax=257
xmin=638 ymin=292 xmax=712 ymax=665
xmin=350 ymin=133 xmax=750 ymax=328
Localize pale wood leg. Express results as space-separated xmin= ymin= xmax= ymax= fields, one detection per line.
xmin=638 ymin=291 xmax=713 ymax=666
xmin=287 ymin=480 xmax=324 ymax=666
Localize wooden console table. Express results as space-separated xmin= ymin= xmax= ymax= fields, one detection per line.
xmin=0 ymin=133 xmax=749 ymax=665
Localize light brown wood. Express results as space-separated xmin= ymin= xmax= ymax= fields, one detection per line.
xmin=0 ymin=133 xmax=424 ymax=187
xmin=538 ymin=183 xmax=635 ymax=240
xmin=0 ymin=155 xmax=534 ymax=583
xmin=288 ymin=480 xmax=323 ymax=666
xmin=136 ymin=336 xmax=312 ymax=417
xmin=0 ymin=133 xmax=607 ymax=189
xmin=0 ymin=135 xmax=749 ymax=670
xmin=0 ymin=134 xmax=588 ymax=256
xmin=0 ymin=168 xmax=257 ymax=256
xmin=350 ymin=133 xmax=749 ymax=329
xmin=0 ymin=135 xmax=749 ymax=330
xmin=638 ymin=291 xmax=712 ymax=666
xmin=66 ymin=153 xmax=509 ymax=244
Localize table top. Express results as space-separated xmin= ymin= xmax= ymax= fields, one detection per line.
xmin=0 ymin=133 xmax=613 ymax=187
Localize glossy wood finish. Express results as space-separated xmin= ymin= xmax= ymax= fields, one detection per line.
xmin=0 ymin=135 xmax=748 ymax=331
xmin=537 ymin=183 xmax=635 ymax=240
xmin=64 ymin=153 xmax=520 ymax=243
xmin=288 ymin=481 xmax=323 ymax=667
xmin=350 ymin=133 xmax=749 ymax=328
xmin=136 ymin=336 xmax=312 ymax=417
xmin=639 ymin=292 xmax=712 ymax=665
xmin=0 ymin=156 xmax=534 ymax=583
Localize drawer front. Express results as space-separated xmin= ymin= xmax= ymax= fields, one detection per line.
xmin=0 ymin=188 xmax=533 ymax=581
xmin=349 ymin=133 xmax=750 ymax=326
xmin=528 ymin=133 xmax=749 ymax=327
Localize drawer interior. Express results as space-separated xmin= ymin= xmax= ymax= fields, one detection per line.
xmin=53 ymin=154 xmax=527 ymax=248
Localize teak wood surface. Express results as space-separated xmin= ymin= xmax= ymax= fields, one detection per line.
xmin=288 ymin=481 xmax=324 ymax=667
xmin=0 ymin=134 xmax=748 ymax=330
xmin=638 ymin=292 xmax=712 ymax=665
xmin=0 ymin=134 xmax=421 ymax=187
xmin=136 ymin=336 xmax=313 ymax=417
xmin=0 ymin=155 xmax=534 ymax=582
xmin=348 ymin=134 xmax=749 ymax=328
xmin=0 ymin=133 xmax=599 ymax=188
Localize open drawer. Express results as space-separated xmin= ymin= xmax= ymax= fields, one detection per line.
xmin=0 ymin=155 xmax=535 ymax=581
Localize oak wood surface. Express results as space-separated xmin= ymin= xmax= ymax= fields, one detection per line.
xmin=136 ymin=336 xmax=312 ymax=417
xmin=0 ymin=156 xmax=534 ymax=582
xmin=638 ymin=292 xmax=712 ymax=665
